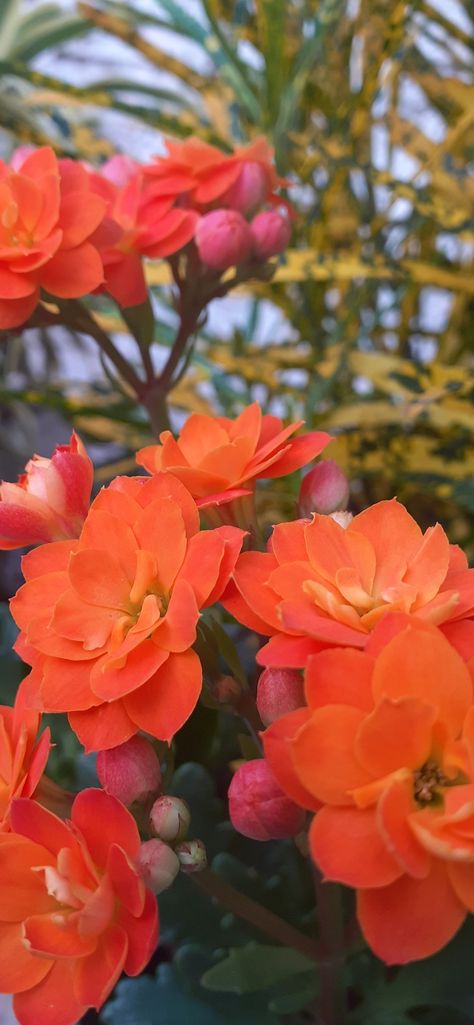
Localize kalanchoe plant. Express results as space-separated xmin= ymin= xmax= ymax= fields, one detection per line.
xmin=0 ymin=135 xmax=473 ymax=1025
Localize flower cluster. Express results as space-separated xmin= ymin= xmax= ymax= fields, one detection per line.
xmin=0 ymin=138 xmax=291 ymax=329
xmin=1 ymin=393 xmax=473 ymax=1025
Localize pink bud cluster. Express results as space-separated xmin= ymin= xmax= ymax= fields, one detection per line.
xmin=96 ymin=735 xmax=206 ymax=893
xmin=195 ymin=207 xmax=291 ymax=272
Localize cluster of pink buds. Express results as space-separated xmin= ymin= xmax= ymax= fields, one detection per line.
xmin=96 ymin=735 xmax=207 ymax=893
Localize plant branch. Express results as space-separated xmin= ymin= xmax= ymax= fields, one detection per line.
xmin=192 ymin=868 xmax=321 ymax=962
xmin=313 ymin=872 xmax=347 ymax=1025
xmin=57 ymin=299 xmax=144 ymax=395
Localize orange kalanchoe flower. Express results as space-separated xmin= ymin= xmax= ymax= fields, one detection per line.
xmin=0 ymin=147 xmax=106 ymax=329
xmin=223 ymin=499 xmax=474 ymax=666
xmin=11 ymin=473 xmax=244 ymax=751
xmin=0 ymin=689 xmax=50 ymax=831
xmin=145 ymin=136 xmax=286 ymax=212
xmin=264 ymin=616 xmax=474 ymax=963
xmin=88 ymin=156 xmax=198 ymax=307
xmin=0 ymin=432 xmax=93 ymax=550
xmin=137 ymin=403 xmax=331 ymax=509
xmin=0 ymin=789 xmax=158 ymax=1025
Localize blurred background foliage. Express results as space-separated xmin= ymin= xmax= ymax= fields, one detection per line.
xmin=0 ymin=0 xmax=473 ymax=550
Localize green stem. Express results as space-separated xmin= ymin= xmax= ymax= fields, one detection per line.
xmin=313 ymin=872 xmax=347 ymax=1025
xmin=193 ymin=868 xmax=322 ymax=961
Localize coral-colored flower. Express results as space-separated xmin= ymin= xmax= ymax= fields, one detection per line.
xmin=11 ymin=473 xmax=244 ymax=751
xmin=137 ymin=402 xmax=331 ymax=508
xmin=264 ymin=616 xmax=474 ymax=963
xmin=0 ymin=690 xmax=50 ymax=831
xmin=88 ymin=159 xmax=198 ymax=307
xmin=0 ymin=432 xmax=93 ymax=551
xmin=0 ymin=147 xmax=107 ymax=329
xmin=223 ymin=499 xmax=474 ymax=667
xmin=145 ymin=136 xmax=286 ymax=211
xmin=0 ymin=789 xmax=158 ymax=1025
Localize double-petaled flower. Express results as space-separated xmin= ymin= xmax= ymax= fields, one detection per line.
xmin=0 ymin=690 xmax=50 ymax=831
xmin=11 ymin=473 xmax=244 ymax=751
xmin=137 ymin=402 xmax=330 ymax=511
xmin=264 ymin=616 xmax=474 ymax=963
xmin=0 ymin=789 xmax=158 ymax=1025
xmin=223 ymin=499 xmax=474 ymax=666
xmin=0 ymin=148 xmax=106 ymax=329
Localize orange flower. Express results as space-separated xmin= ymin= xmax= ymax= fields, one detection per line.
xmin=11 ymin=473 xmax=244 ymax=752
xmin=0 ymin=789 xmax=158 ymax=1025
xmin=144 ymin=136 xmax=286 ymax=211
xmin=0 ymin=689 xmax=50 ymax=831
xmin=223 ymin=499 xmax=474 ymax=666
xmin=0 ymin=432 xmax=93 ymax=551
xmin=88 ymin=158 xmax=198 ymax=307
xmin=0 ymin=148 xmax=106 ymax=329
xmin=137 ymin=402 xmax=331 ymax=509
xmin=264 ymin=616 xmax=474 ymax=963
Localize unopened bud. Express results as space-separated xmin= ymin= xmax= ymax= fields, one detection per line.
xmin=150 ymin=795 xmax=191 ymax=843
xmin=175 ymin=838 xmax=207 ymax=873
xmin=196 ymin=209 xmax=253 ymax=271
xmin=222 ymin=162 xmax=267 ymax=215
xmin=96 ymin=735 xmax=161 ymax=807
xmin=298 ymin=459 xmax=349 ymax=518
xmin=250 ymin=210 xmax=291 ymax=260
xmin=228 ymin=759 xmax=305 ymax=841
xmin=256 ymin=668 xmax=305 ymax=726
xmin=136 ymin=839 xmax=180 ymax=894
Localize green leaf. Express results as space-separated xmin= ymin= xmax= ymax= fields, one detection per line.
xmin=201 ymin=941 xmax=315 ymax=994
xmin=0 ymin=0 xmax=22 ymax=59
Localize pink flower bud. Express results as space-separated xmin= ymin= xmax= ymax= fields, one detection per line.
xmin=222 ymin=162 xmax=268 ymax=215
xmin=298 ymin=459 xmax=350 ymax=517
xmin=97 ymin=735 xmax=161 ymax=806
xmin=0 ymin=432 xmax=93 ymax=551
xmin=136 ymin=839 xmax=180 ymax=894
xmin=250 ymin=210 xmax=291 ymax=259
xmin=195 ymin=209 xmax=254 ymax=271
xmin=9 ymin=145 xmax=35 ymax=171
xmin=175 ymin=838 xmax=207 ymax=873
xmin=228 ymin=759 xmax=305 ymax=841
xmin=100 ymin=154 xmax=139 ymax=187
xmin=256 ymin=668 xmax=305 ymax=727
xmin=150 ymin=795 xmax=190 ymax=843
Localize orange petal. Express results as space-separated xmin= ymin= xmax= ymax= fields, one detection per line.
xmin=355 ymin=697 xmax=436 ymax=776
xmin=59 ymin=191 xmax=106 ymax=249
xmin=204 ymin=526 xmax=245 ymax=607
xmin=353 ymin=499 xmax=422 ymax=594
xmin=304 ymin=648 xmax=374 ymax=710
xmin=309 ymin=806 xmax=402 ymax=888
xmin=271 ymin=519 xmax=308 ymax=563
xmin=292 ymin=706 xmax=371 ymax=804
xmin=72 ymin=789 xmax=140 ymax=864
xmin=90 ymin=640 xmax=169 ymax=701
xmin=179 ymin=531 xmax=225 ymax=607
xmin=68 ymin=549 xmax=131 ymax=610
xmin=124 ymin=648 xmax=202 ymax=742
xmin=14 ymin=959 xmax=85 ymax=1025
xmin=377 ymin=777 xmax=431 ymax=878
xmin=222 ymin=579 xmax=275 ymax=637
xmin=261 ymin=431 xmax=331 ymax=478
xmin=39 ymin=242 xmax=104 ymax=298
xmin=154 ymin=579 xmax=198 ymax=652
xmin=0 ymin=836 xmax=54 ymax=920
xmin=257 ymin=634 xmax=324 ymax=667
xmin=119 ymin=888 xmax=159 ymax=976
xmin=24 ymin=914 xmax=97 ymax=958
xmin=68 ymin=700 xmax=136 ymax=753
xmin=79 ymin=510 xmax=137 ymax=581
xmin=262 ymin=708 xmax=321 ymax=812
xmin=230 ymin=551 xmax=281 ymax=630
xmin=10 ymin=799 xmax=73 ymax=856
xmin=133 ymin=497 xmax=187 ymax=590
xmin=448 ymin=862 xmax=474 ymax=913
xmin=52 ymin=592 xmax=117 ymax=649
xmin=73 ymin=924 xmax=128 ymax=1009
xmin=357 ymin=860 xmax=465 ymax=963
xmin=372 ymin=622 xmax=472 ymax=737
xmin=39 ymin=656 xmax=99 ymax=712
xmin=280 ymin=601 xmax=366 ymax=646
xmin=0 ymin=922 xmax=52 ymax=993
xmin=106 ymin=844 xmax=145 ymax=917
xmin=406 ymin=523 xmax=450 ymax=607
